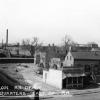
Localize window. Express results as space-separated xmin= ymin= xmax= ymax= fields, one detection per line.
xmin=84 ymin=65 xmax=91 ymax=72
xmin=53 ymin=64 xmax=57 ymax=69
xmin=61 ymin=63 xmax=63 ymax=67
xmin=36 ymin=55 xmax=40 ymax=64
xmin=57 ymin=50 xmax=59 ymax=53
xmin=73 ymin=77 xmax=77 ymax=84
xmin=78 ymin=77 xmax=82 ymax=83
xmin=70 ymin=56 xmax=71 ymax=60
xmin=45 ymin=73 xmax=47 ymax=79
xmin=67 ymin=56 xmax=68 ymax=60
xmin=94 ymin=65 xmax=100 ymax=75
xmin=68 ymin=77 xmax=72 ymax=84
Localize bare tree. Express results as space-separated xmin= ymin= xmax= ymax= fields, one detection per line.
xmin=62 ymin=34 xmax=78 ymax=52
xmin=62 ymin=34 xmax=72 ymax=46
xmin=21 ymin=37 xmax=42 ymax=57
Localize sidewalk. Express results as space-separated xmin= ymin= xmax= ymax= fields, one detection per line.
xmin=70 ymin=88 xmax=100 ymax=95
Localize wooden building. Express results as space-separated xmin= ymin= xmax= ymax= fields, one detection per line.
xmin=43 ymin=50 xmax=100 ymax=89
xmin=63 ymin=50 xmax=100 ymax=88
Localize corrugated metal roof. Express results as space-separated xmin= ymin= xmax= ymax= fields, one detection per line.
xmin=71 ymin=51 xmax=100 ymax=60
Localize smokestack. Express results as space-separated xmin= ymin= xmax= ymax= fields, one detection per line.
xmin=6 ymin=29 xmax=8 ymax=47
xmin=2 ymin=39 xmax=3 ymax=48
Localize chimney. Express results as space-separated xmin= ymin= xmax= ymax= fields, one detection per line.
xmin=6 ymin=29 xmax=8 ymax=47
xmin=52 ymin=43 xmax=54 ymax=47
xmin=48 ymin=44 xmax=50 ymax=47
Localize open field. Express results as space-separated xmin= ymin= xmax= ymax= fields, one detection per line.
xmin=0 ymin=64 xmax=29 ymax=86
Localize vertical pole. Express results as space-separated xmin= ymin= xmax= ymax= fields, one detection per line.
xmin=72 ymin=77 xmax=73 ymax=88
xmin=77 ymin=77 xmax=78 ymax=88
xmin=6 ymin=29 xmax=8 ymax=49
xmin=82 ymin=77 xmax=83 ymax=88
xmin=66 ymin=77 xmax=67 ymax=89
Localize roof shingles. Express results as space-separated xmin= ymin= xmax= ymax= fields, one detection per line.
xmin=71 ymin=51 xmax=100 ymax=60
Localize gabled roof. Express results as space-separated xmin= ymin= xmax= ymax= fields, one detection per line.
xmin=71 ymin=51 xmax=100 ymax=60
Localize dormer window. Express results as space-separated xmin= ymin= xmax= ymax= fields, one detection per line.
xmin=67 ymin=56 xmax=68 ymax=60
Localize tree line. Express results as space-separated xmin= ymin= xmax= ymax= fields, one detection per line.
xmin=19 ymin=34 xmax=99 ymax=57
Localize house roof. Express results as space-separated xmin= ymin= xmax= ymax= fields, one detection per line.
xmin=71 ymin=51 xmax=100 ymax=60
xmin=62 ymin=73 xmax=85 ymax=78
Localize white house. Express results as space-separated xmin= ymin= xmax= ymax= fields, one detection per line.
xmin=43 ymin=68 xmax=63 ymax=89
xmin=63 ymin=51 xmax=74 ymax=67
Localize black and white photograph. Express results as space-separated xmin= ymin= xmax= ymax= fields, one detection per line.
xmin=0 ymin=0 xmax=100 ymax=100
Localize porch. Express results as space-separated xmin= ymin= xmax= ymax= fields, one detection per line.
xmin=62 ymin=66 xmax=85 ymax=89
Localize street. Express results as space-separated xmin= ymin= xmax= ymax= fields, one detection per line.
xmin=41 ymin=92 xmax=100 ymax=100
xmin=0 ymin=92 xmax=100 ymax=100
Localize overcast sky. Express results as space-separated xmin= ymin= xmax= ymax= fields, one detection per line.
xmin=0 ymin=0 xmax=100 ymax=45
